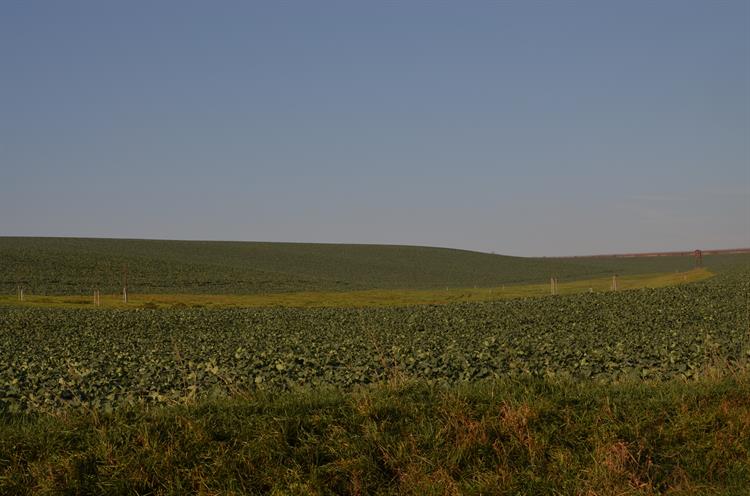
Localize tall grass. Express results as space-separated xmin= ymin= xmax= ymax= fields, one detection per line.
xmin=2 ymin=370 xmax=748 ymax=495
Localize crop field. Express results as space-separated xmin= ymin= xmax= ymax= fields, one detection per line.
xmin=0 ymin=241 xmax=748 ymax=494
xmin=1 ymin=268 xmax=747 ymax=414
xmin=0 ymin=267 xmax=713 ymax=309
xmin=0 ymin=237 xmax=733 ymax=295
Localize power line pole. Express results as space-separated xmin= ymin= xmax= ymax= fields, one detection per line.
xmin=694 ymin=249 xmax=703 ymax=267
xmin=123 ymin=265 xmax=128 ymax=304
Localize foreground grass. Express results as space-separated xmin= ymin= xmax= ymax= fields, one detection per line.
xmin=1 ymin=371 xmax=748 ymax=495
xmin=0 ymin=268 xmax=712 ymax=309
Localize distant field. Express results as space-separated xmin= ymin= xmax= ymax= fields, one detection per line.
xmin=2 ymin=237 xmax=745 ymax=295
xmin=0 ymin=268 xmax=713 ymax=309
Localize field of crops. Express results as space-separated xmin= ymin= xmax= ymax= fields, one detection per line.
xmin=2 ymin=268 xmax=747 ymax=413
xmin=0 ymin=268 xmax=714 ymax=310
xmin=0 ymin=237 xmax=728 ymax=295
xmin=1 ymin=245 xmax=748 ymax=494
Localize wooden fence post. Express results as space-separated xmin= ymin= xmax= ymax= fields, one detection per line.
xmin=123 ymin=265 xmax=128 ymax=304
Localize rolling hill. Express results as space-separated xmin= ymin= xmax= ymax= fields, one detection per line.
xmin=0 ymin=237 xmax=746 ymax=295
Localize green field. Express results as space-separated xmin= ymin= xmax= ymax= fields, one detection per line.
xmin=1 ymin=267 xmax=746 ymax=414
xmin=0 ymin=268 xmax=713 ymax=309
xmin=0 ymin=237 xmax=737 ymax=295
xmin=1 ymin=238 xmax=748 ymax=494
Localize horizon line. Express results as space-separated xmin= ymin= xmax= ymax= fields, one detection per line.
xmin=1 ymin=234 xmax=749 ymax=259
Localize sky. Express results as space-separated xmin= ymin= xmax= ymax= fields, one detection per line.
xmin=1 ymin=1 xmax=748 ymax=256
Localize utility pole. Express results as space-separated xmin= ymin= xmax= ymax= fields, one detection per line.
xmin=694 ymin=249 xmax=703 ymax=267
xmin=612 ymin=274 xmax=618 ymax=291
xmin=123 ymin=265 xmax=128 ymax=304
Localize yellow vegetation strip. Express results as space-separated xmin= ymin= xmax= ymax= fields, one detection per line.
xmin=0 ymin=268 xmax=713 ymax=310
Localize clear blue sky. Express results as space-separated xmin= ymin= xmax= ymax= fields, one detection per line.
xmin=2 ymin=1 xmax=748 ymax=256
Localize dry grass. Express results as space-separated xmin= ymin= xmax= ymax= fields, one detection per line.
xmin=0 ymin=268 xmax=713 ymax=310
xmin=1 ymin=370 xmax=748 ymax=495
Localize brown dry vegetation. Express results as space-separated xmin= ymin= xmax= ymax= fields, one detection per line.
xmin=2 ymin=369 xmax=748 ymax=495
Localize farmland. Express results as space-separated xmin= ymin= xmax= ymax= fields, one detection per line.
xmin=0 ymin=265 xmax=746 ymax=413
xmin=0 ymin=267 xmax=713 ymax=309
xmin=0 ymin=237 xmax=733 ymax=295
xmin=0 ymin=240 xmax=748 ymax=494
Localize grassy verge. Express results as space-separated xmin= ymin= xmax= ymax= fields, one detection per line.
xmin=1 ymin=370 xmax=748 ymax=495
xmin=0 ymin=268 xmax=713 ymax=309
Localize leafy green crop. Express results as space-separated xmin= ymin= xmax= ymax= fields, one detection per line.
xmin=2 ymin=236 xmax=739 ymax=295
xmin=1 ymin=269 xmax=747 ymax=413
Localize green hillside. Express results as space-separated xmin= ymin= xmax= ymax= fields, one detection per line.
xmin=0 ymin=237 xmax=745 ymax=295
